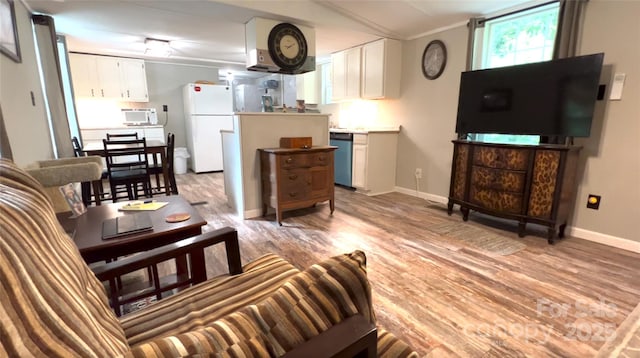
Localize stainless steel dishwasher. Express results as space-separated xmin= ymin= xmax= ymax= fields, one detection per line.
xmin=329 ymin=132 xmax=354 ymax=188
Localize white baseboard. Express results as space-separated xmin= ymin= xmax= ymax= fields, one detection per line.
xmin=394 ymin=186 xmax=448 ymax=204
xmin=243 ymin=208 xmax=263 ymax=219
xmin=393 ymin=186 xmax=640 ymax=254
xmin=567 ymin=227 xmax=640 ymax=253
xmin=356 ymin=189 xmax=395 ymax=197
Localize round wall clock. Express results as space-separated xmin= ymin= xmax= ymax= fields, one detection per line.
xmin=268 ymin=23 xmax=308 ymax=70
xmin=422 ymin=40 xmax=447 ymax=80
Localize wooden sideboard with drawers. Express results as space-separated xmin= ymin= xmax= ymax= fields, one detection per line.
xmin=259 ymin=146 xmax=337 ymax=225
xmin=448 ymin=140 xmax=581 ymax=244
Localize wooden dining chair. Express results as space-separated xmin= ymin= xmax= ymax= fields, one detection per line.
xmin=72 ymin=136 xmax=109 ymax=205
xmin=105 ymin=132 xmax=156 ymax=195
xmin=148 ymin=133 xmax=178 ymax=195
xmin=103 ymin=138 xmax=153 ymax=202
xmin=111 ymin=132 xmax=162 ymax=191
xmin=106 ymin=132 xmax=139 ymax=141
xmin=166 ymin=133 xmax=178 ymax=195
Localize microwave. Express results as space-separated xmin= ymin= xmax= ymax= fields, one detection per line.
xmin=122 ymin=108 xmax=158 ymax=125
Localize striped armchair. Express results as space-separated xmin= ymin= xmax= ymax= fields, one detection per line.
xmin=0 ymin=158 xmax=417 ymax=357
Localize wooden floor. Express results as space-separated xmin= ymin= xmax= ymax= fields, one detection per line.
xmin=173 ymin=172 xmax=640 ymax=357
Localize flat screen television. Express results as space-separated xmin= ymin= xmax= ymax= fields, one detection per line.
xmin=455 ymin=53 xmax=604 ymax=138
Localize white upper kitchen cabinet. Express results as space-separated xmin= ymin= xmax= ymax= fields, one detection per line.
xmin=330 ymin=38 xmax=401 ymax=102
xmin=69 ymin=53 xmax=149 ymax=102
xmin=69 ymin=53 xmax=100 ymax=98
xmin=119 ymin=58 xmax=149 ymax=102
xmin=361 ymin=39 xmax=401 ymax=99
xmin=331 ymin=51 xmax=346 ymax=101
xmin=95 ymin=56 xmax=122 ymax=99
xmin=331 ymin=47 xmax=361 ymax=102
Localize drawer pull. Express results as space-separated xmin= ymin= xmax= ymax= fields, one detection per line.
xmin=285 ymin=158 xmax=293 ymax=164
xmin=289 ymin=192 xmax=298 ymax=197
xmin=289 ymin=174 xmax=298 ymax=180
xmin=317 ymin=156 xmax=325 ymax=161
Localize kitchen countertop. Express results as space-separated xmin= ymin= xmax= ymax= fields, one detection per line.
xmin=329 ymin=126 xmax=401 ymax=134
xmin=234 ymin=112 xmax=330 ymax=117
xmin=80 ymin=125 xmax=164 ymax=130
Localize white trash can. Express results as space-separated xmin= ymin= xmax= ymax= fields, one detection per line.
xmin=173 ymin=147 xmax=190 ymax=174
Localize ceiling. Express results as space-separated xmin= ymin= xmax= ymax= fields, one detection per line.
xmin=25 ymin=0 xmax=540 ymax=77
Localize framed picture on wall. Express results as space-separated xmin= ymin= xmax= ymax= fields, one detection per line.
xmin=261 ymin=95 xmax=274 ymax=112
xmin=0 ymin=0 xmax=21 ymax=63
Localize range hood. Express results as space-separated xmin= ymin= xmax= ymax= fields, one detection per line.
xmin=245 ymin=17 xmax=316 ymax=75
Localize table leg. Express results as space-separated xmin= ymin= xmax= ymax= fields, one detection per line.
xmin=175 ymin=255 xmax=188 ymax=279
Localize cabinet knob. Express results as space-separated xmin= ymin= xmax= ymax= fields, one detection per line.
xmin=289 ymin=174 xmax=298 ymax=180
xmin=289 ymin=192 xmax=298 ymax=197
xmin=317 ymin=156 xmax=325 ymax=161
xmin=285 ymin=157 xmax=293 ymax=164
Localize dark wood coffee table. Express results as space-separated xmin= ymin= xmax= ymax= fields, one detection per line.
xmin=63 ymin=195 xmax=206 ymax=264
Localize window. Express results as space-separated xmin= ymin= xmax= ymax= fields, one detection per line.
xmin=472 ymin=2 xmax=559 ymax=145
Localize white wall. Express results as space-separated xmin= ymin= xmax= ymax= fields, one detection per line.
xmin=386 ymin=26 xmax=467 ymax=198
xmin=0 ymin=0 xmax=52 ymax=166
xmin=570 ymin=0 xmax=640 ymax=242
xmin=135 ymin=61 xmax=220 ymax=148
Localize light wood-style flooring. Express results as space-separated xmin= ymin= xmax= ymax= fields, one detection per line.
xmin=173 ymin=172 xmax=640 ymax=357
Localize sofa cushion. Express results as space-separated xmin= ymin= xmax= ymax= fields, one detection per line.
xmin=0 ymin=158 xmax=129 ymax=356
xmin=125 ymin=251 xmax=377 ymax=357
xmin=378 ymin=328 xmax=419 ymax=358
xmin=121 ymin=253 xmax=301 ymax=346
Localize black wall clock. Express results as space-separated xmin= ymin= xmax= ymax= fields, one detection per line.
xmin=422 ymin=40 xmax=447 ymax=80
xmin=268 ymin=23 xmax=308 ymax=70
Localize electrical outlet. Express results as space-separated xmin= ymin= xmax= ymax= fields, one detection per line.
xmin=587 ymin=194 xmax=601 ymax=210
xmin=162 ymin=104 xmax=168 ymax=112
xmin=415 ymin=168 xmax=423 ymax=179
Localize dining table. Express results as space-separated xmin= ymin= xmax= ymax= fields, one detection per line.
xmin=83 ymin=139 xmax=171 ymax=196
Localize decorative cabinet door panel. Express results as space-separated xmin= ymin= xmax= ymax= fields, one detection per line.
xmin=527 ymin=150 xmax=561 ymax=219
xmin=451 ymin=144 xmax=469 ymax=200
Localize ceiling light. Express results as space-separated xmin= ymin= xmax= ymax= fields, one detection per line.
xmin=144 ymin=38 xmax=171 ymax=57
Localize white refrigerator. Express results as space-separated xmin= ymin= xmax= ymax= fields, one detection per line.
xmin=183 ymin=83 xmax=233 ymax=173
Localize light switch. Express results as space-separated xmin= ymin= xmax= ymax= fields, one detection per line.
xmin=609 ymin=73 xmax=626 ymax=101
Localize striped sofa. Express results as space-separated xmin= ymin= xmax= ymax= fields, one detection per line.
xmin=0 ymin=158 xmax=417 ymax=357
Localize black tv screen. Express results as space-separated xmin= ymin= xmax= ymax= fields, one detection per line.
xmin=455 ymin=53 xmax=604 ymax=137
